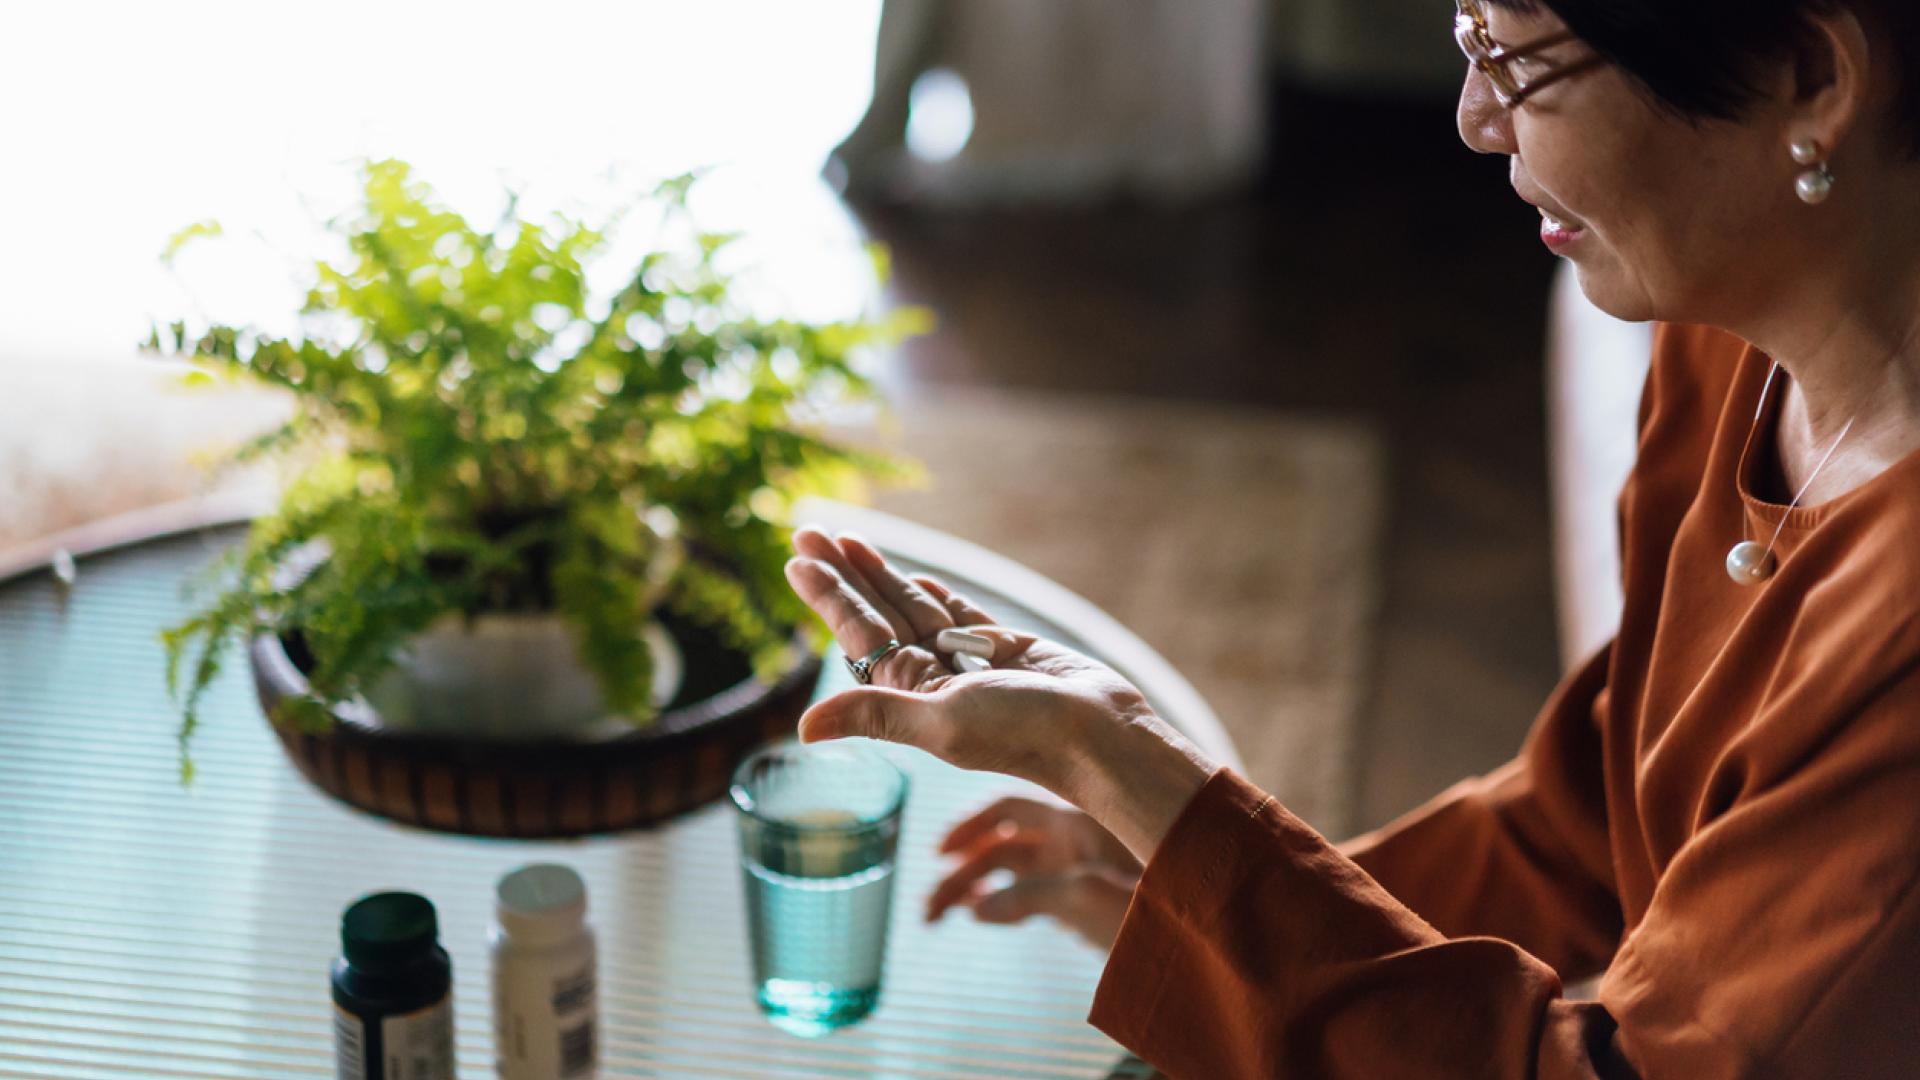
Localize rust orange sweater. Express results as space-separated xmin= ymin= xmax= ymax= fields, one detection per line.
xmin=1090 ymin=324 xmax=1920 ymax=1078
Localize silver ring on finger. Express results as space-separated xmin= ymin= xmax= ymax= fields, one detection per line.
xmin=846 ymin=639 xmax=904 ymax=685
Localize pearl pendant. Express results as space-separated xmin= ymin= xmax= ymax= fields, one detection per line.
xmin=1726 ymin=541 xmax=1776 ymax=585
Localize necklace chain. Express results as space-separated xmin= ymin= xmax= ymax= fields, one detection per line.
xmin=1743 ymin=360 xmax=1857 ymax=562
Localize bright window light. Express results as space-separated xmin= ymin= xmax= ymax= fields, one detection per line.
xmin=0 ymin=0 xmax=883 ymax=363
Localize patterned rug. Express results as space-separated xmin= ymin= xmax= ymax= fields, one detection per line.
xmin=0 ymin=362 xmax=1386 ymax=832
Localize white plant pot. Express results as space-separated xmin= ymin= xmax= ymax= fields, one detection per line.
xmin=362 ymin=612 xmax=683 ymax=741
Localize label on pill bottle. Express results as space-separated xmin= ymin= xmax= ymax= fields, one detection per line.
xmin=496 ymin=962 xmax=598 ymax=1078
xmin=381 ymin=998 xmax=455 ymax=1080
xmin=334 ymin=1005 xmax=367 ymax=1080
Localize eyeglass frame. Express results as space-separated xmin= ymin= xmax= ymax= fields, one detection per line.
xmin=1454 ymin=0 xmax=1606 ymax=109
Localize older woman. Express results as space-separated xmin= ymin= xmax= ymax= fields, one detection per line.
xmin=783 ymin=0 xmax=1920 ymax=1074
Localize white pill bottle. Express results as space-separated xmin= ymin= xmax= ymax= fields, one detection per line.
xmin=492 ymin=864 xmax=598 ymax=1079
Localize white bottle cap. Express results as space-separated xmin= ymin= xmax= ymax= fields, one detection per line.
xmin=495 ymin=863 xmax=588 ymax=945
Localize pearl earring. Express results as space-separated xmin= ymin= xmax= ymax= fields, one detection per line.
xmin=1791 ymin=138 xmax=1834 ymax=204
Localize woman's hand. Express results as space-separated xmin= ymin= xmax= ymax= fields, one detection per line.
xmin=927 ymin=795 xmax=1141 ymax=952
xmin=782 ymin=526 xmax=1216 ymax=864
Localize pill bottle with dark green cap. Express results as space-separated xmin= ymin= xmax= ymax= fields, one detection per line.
xmin=332 ymin=891 xmax=455 ymax=1080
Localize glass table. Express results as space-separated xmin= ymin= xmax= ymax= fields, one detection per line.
xmin=0 ymin=500 xmax=1236 ymax=1078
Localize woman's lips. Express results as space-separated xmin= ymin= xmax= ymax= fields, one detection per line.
xmin=1539 ymin=209 xmax=1587 ymax=252
xmin=1514 ymin=183 xmax=1588 ymax=252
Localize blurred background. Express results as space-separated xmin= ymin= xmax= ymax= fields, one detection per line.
xmin=0 ymin=0 xmax=1623 ymax=838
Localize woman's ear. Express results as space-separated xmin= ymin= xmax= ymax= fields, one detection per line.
xmin=1789 ymin=8 xmax=1873 ymax=155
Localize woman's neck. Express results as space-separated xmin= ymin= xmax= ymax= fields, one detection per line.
xmin=1738 ymin=254 xmax=1920 ymax=503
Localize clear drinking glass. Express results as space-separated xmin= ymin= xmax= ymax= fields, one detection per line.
xmin=730 ymin=741 xmax=908 ymax=1037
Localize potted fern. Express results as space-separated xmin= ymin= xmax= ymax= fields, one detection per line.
xmin=150 ymin=160 xmax=914 ymax=834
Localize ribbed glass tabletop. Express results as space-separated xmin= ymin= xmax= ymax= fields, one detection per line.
xmin=0 ymin=527 xmax=1159 ymax=1078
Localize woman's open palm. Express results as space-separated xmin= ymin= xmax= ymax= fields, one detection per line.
xmin=782 ymin=526 xmax=1157 ymax=789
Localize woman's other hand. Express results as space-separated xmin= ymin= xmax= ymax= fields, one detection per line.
xmin=926 ymin=795 xmax=1141 ymax=951
xmin=783 ymin=525 xmax=1215 ymax=864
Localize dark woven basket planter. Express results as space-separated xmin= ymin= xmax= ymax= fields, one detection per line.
xmin=249 ymin=613 xmax=822 ymax=838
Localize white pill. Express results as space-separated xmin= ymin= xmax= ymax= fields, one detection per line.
xmin=951 ymin=651 xmax=991 ymax=674
xmin=936 ymin=629 xmax=994 ymax=658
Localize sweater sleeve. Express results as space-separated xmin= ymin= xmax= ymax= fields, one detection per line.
xmin=1087 ymin=666 xmax=1920 ymax=1080
xmin=1340 ymin=642 xmax=1624 ymax=980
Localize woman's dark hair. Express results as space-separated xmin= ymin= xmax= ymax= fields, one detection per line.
xmin=1495 ymin=0 xmax=1920 ymax=155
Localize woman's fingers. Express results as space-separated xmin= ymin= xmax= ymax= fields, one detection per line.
xmin=970 ymin=868 xmax=1139 ymax=952
xmin=786 ymin=536 xmax=1022 ymax=673
xmin=784 ymin=552 xmax=956 ymax=693
xmin=792 ymin=526 xmax=917 ymax=644
xmin=926 ymin=799 xmax=1145 ymax=947
xmin=837 ymin=533 xmax=954 ymax=641
xmin=924 ymin=830 xmax=1049 ymax=922
xmin=939 ymin=796 xmax=1066 ymax=854
xmin=784 ymin=556 xmax=897 ymax=659
xmin=913 ymin=575 xmax=999 ymax=627
xmin=941 ymin=794 xmax=1144 ymax=882
xmin=788 ymin=542 xmax=1038 ymax=685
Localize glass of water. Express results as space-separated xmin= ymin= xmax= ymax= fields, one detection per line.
xmin=730 ymin=740 xmax=908 ymax=1037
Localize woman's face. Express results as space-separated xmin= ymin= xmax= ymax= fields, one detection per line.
xmin=1459 ymin=4 xmax=1801 ymax=324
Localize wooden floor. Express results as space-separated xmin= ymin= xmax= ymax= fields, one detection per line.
xmin=855 ymin=86 xmax=1568 ymax=833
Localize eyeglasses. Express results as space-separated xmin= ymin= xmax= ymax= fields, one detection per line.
xmin=1454 ymin=0 xmax=1605 ymax=109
